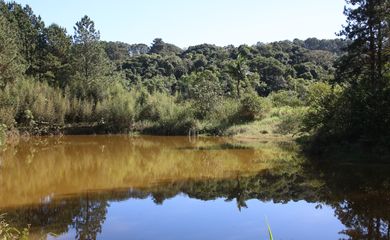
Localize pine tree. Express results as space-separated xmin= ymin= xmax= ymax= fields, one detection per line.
xmin=0 ymin=15 xmax=24 ymax=88
xmin=336 ymin=0 xmax=390 ymax=90
xmin=71 ymin=15 xmax=110 ymax=101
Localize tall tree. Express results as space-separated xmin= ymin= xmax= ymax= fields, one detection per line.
xmin=227 ymin=54 xmax=248 ymax=98
xmin=3 ymin=3 xmax=45 ymax=77
xmin=71 ymin=15 xmax=110 ymax=100
xmin=336 ymin=0 xmax=390 ymax=89
xmin=304 ymin=0 xmax=390 ymax=146
xmin=0 ymin=15 xmax=24 ymax=88
xmin=41 ymin=24 xmax=72 ymax=87
xmin=149 ymin=38 xmax=182 ymax=55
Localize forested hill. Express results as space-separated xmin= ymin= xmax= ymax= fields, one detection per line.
xmin=0 ymin=0 xmax=347 ymax=95
xmin=105 ymin=38 xmax=348 ymax=94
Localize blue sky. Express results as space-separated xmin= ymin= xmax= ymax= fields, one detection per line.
xmin=15 ymin=0 xmax=346 ymax=48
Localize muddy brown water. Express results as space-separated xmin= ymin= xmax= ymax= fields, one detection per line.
xmin=0 ymin=135 xmax=389 ymax=239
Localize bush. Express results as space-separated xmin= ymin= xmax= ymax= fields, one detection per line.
xmin=137 ymin=90 xmax=164 ymax=121
xmin=276 ymin=107 xmax=307 ymax=135
xmin=145 ymin=101 xmax=197 ymax=135
xmin=204 ymin=98 xmax=241 ymax=134
xmin=180 ymin=71 xmax=223 ymax=119
xmin=0 ymin=79 xmax=70 ymax=126
xmin=66 ymin=97 xmax=94 ymax=123
xmin=96 ymin=84 xmax=137 ymax=130
xmin=269 ymin=90 xmax=303 ymax=107
xmin=302 ymin=82 xmax=342 ymax=135
xmin=0 ymin=85 xmax=18 ymax=127
xmin=239 ymin=91 xmax=271 ymax=121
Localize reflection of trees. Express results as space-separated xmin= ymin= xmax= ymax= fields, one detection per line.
xmin=1 ymin=138 xmax=389 ymax=239
xmin=4 ymin=161 xmax=388 ymax=240
xmin=317 ymin=164 xmax=390 ymax=240
xmin=336 ymin=200 xmax=390 ymax=240
xmin=0 ymin=136 xmax=286 ymax=208
xmin=73 ymin=194 xmax=108 ymax=240
xmin=2 ymin=190 xmax=147 ymax=239
xmin=225 ymin=176 xmax=248 ymax=211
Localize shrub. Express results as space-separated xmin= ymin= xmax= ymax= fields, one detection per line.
xmin=0 ymin=79 xmax=70 ymax=126
xmin=204 ymin=98 xmax=241 ymax=134
xmin=180 ymin=71 xmax=223 ymax=119
xmin=0 ymin=85 xmax=18 ymax=127
xmin=145 ymin=101 xmax=197 ymax=135
xmin=276 ymin=107 xmax=307 ymax=135
xmin=137 ymin=90 xmax=163 ymax=121
xmin=67 ymin=97 xmax=94 ymax=123
xmin=269 ymin=90 xmax=303 ymax=107
xmin=96 ymin=84 xmax=137 ymax=130
xmin=239 ymin=91 xmax=271 ymax=121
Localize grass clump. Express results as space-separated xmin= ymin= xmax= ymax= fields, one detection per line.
xmin=0 ymin=214 xmax=30 ymax=240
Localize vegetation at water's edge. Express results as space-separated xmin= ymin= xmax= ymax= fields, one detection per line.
xmin=0 ymin=0 xmax=346 ymax=139
xmin=0 ymin=214 xmax=29 ymax=240
xmin=0 ymin=0 xmax=389 ymax=161
xmin=300 ymin=0 xmax=390 ymax=159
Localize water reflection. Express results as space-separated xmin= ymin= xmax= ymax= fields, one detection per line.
xmin=0 ymin=136 xmax=389 ymax=239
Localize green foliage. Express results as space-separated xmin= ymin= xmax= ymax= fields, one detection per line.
xmin=269 ymin=90 xmax=303 ymax=107
xmin=250 ymin=56 xmax=288 ymax=93
xmin=181 ymin=71 xmax=223 ymax=119
xmin=276 ymin=107 xmax=307 ymax=135
xmin=66 ymin=97 xmax=94 ymax=123
xmin=149 ymin=38 xmax=182 ymax=55
xmin=0 ymin=85 xmax=18 ymax=127
xmin=204 ymin=98 xmax=241 ymax=134
xmin=40 ymin=24 xmax=72 ymax=87
xmin=71 ymin=15 xmax=111 ymax=101
xmin=0 ymin=15 xmax=24 ymax=88
xmin=143 ymin=100 xmax=197 ymax=135
xmin=0 ymin=0 xmax=353 ymax=137
xmin=302 ymin=82 xmax=341 ymax=135
xmin=0 ymin=79 xmax=70 ymax=126
xmin=1 ymin=2 xmax=45 ymax=78
xmin=239 ymin=91 xmax=271 ymax=121
xmin=304 ymin=0 xmax=390 ymax=150
xmin=96 ymin=84 xmax=136 ymax=131
xmin=227 ymin=54 xmax=249 ymax=97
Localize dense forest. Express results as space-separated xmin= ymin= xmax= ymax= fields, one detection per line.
xmin=0 ymin=0 xmax=389 ymax=158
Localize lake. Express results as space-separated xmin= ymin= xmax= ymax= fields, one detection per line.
xmin=0 ymin=135 xmax=389 ymax=240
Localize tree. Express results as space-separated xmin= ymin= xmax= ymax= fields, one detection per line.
xmin=128 ymin=43 xmax=149 ymax=56
xmin=0 ymin=15 xmax=24 ymax=88
xmin=227 ymin=54 xmax=248 ymax=98
xmin=336 ymin=0 xmax=390 ymax=88
xmin=249 ymin=56 xmax=287 ymax=94
xmin=41 ymin=24 xmax=72 ymax=87
xmin=149 ymin=38 xmax=182 ymax=55
xmin=102 ymin=41 xmax=131 ymax=62
xmin=304 ymin=0 xmax=390 ymax=148
xmin=1 ymin=2 xmax=44 ymax=78
xmin=71 ymin=15 xmax=110 ymax=100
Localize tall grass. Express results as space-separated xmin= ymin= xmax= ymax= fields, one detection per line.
xmin=267 ymin=223 xmax=274 ymax=240
xmin=0 ymin=124 xmax=6 ymax=146
xmin=0 ymin=214 xmax=29 ymax=240
xmin=0 ymin=77 xmax=308 ymax=137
